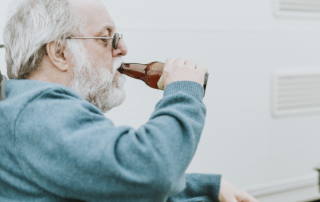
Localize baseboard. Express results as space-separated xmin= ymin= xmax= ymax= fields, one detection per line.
xmin=243 ymin=173 xmax=320 ymax=202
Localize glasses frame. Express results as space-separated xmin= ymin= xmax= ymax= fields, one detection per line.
xmin=66 ymin=33 xmax=123 ymax=49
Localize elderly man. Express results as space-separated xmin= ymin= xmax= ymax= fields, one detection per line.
xmin=0 ymin=0 xmax=257 ymax=201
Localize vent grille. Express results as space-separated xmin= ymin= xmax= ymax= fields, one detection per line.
xmin=272 ymin=69 xmax=320 ymax=117
xmin=275 ymin=0 xmax=320 ymax=17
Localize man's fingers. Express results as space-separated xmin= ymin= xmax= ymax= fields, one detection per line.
xmin=164 ymin=58 xmax=175 ymax=72
xmin=174 ymin=57 xmax=186 ymax=66
xmin=237 ymin=191 xmax=259 ymax=202
xmin=219 ymin=179 xmax=259 ymax=202
xmin=244 ymin=194 xmax=259 ymax=202
xmin=165 ymin=58 xmax=175 ymax=66
xmin=230 ymin=198 xmax=238 ymax=202
xmin=163 ymin=57 xmax=207 ymax=87
xmin=242 ymin=191 xmax=259 ymax=202
xmin=185 ymin=59 xmax=196 ymax=70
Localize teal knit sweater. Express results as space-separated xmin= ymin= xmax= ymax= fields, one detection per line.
xmin=0 ymin=79 xmax=221 ymax=202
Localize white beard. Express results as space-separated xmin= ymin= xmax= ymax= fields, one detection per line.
xmin=68 ymin=43 xmax=126 ymax=113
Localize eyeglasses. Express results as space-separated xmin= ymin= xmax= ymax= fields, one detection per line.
xmin=66 ymin=33 xmax=123 ymax=49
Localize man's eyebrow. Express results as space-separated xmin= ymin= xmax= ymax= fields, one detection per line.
xmin=96 ymin=25 xmax=115 ymax=37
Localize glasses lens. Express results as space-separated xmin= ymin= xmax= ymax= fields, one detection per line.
xmin=113 ymin=33 xmax=119 ymax=49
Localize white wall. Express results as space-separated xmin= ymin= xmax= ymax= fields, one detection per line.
xmin=1 ymin=0 xmax=320 ymax=201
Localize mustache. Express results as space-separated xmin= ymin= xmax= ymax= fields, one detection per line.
xmin=112 ymin=57 xmax=124 ymax=74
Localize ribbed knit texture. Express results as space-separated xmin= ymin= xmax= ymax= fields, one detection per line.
xmin=164 ymin=81 xmax=204 ymax=102
xmin=0 ymin=79 xmax=220 ymax=202
xmin=167 ymin=174 xmax=221 ymax=202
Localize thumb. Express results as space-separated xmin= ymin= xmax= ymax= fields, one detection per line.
xmin=230 ymin=198 xmax=238 ymax=202
xmin=219 ymin=198 xmax=238 ymax=202
xmin=237 ymin=191 xmax=259 ymax=202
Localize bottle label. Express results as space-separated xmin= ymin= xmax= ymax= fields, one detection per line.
xmin=157 ymin=75 xmax=164 ymax=90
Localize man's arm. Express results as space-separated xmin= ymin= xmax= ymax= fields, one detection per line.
xmin=167 ymin=175 xmax=259 ymax=202
xmin=14 ymin=80 xmax=206 ymax=201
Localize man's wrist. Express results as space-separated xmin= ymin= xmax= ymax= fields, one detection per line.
xmin=184 ymin=173 xmax=222 ymax=202
xmin=164 ymin=81 xmax=204 ymax=102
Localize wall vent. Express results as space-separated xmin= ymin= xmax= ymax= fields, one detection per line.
xmin=272 ymin=69 xmax=320 ymax=117
xmin=275 ymin=0 xmax=320 ymax=18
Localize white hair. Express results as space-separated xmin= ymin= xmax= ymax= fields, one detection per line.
xmin=4 ymin=0 xmax=126 ymax=112
xmin=4 ymin=0 xmax=83 ymax=79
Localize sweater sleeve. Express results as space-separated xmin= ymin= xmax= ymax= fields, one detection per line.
xmin=14 ymin=81 xmax=206 ymax=202
xmin=167 ymin=174 xmax=221 ymax=202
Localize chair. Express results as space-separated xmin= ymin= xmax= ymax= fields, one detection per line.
xmin=0 ymin=71 xmax=7 ymax=101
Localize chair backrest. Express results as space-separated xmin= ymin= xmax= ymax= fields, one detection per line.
xmin=0 ymin=45 xmax=6 ymax=101
xmin=0 ymin=71 xmax=7 ymax=101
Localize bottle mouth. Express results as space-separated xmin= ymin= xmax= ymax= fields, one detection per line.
xmin=117 ymin=63 xmax=125 ymax=73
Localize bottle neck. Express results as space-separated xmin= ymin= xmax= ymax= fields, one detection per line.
xmin=118 ymin=63 xmax=146 ymax=80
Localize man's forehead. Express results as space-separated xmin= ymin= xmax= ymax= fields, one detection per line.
xmin=69 ymin=0 xmax=115 ymax=35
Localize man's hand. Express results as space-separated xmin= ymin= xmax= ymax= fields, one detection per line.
xmin=163 ymin=57 xmax=208 ymax=89
xmin=219 ymin=178 xmax=258 ymax=202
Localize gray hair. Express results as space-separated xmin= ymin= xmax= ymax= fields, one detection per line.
xmin=4 ymin=0 xmax=83 ymax=79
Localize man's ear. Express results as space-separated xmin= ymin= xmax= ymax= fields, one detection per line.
xmin=46 ymin=41 xmax=68 ymax=71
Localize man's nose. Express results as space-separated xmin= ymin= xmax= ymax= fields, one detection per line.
xmin=112 ymin=39 xmax=128 ymax=57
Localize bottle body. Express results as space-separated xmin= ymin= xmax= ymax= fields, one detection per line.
xmin=118 ymin=62 xmax=164 ymax=90
xmin=118 ymin=61 xmax=209 ymax=96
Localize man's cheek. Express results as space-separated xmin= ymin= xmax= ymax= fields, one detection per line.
xmin=114 ymin=75 xmax=125 ymax=88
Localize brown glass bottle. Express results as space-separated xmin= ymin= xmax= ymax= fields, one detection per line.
xmin=118 ymin=61 xmax=209 ymax=95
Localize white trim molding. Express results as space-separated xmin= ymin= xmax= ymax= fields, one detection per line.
xmin=244 ymin=173 xmax=320 ymax=202
xmin=274 ymin=0 xmax=320 ymax=20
